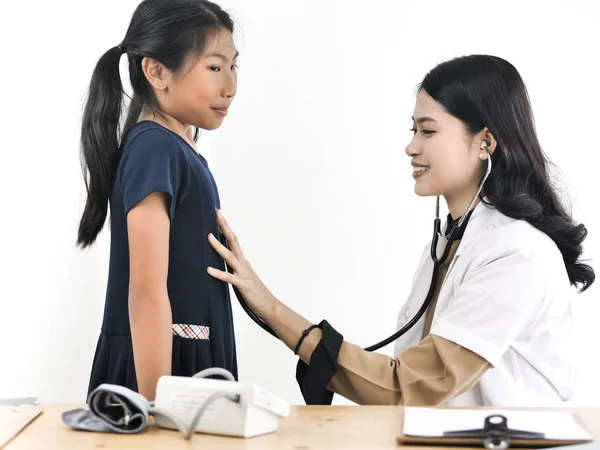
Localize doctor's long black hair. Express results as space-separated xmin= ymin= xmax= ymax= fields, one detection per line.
xmin=420 ymin=54 xmax=594 ymax=292
xmin=76 ymin=0 xmax=233 ymax=248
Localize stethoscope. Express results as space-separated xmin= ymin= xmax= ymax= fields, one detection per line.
xmin=222 ymin=145 xmax=493 ymax=352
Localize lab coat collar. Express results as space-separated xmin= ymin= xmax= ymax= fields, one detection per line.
xmin=442 ymin=200 xmax=499 ymax=259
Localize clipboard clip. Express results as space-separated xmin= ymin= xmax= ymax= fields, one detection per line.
xmin=443 ymin=414 xmax=545 ymax=450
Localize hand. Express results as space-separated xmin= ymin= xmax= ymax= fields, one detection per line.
xmin=207 ymin=210 xmax=279 ymax=320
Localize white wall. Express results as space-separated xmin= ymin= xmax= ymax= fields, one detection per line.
xmin=1 ymin=0 xmax=599 ymax=406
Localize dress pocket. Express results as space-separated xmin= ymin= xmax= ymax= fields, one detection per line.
xmin=172 ymin=324 xmax=210 ymax=340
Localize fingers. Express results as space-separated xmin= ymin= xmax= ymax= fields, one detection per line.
xmin=216 ymin=210 xmax=244 ymax=259
xmin=207 ymin=267 xmax=238 ymax=285
xmin=208 ymin=233 xmax=241 ymax=272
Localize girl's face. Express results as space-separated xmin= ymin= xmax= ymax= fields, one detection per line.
xmin=405 ymin=90 xmax=488 ymax=207
xmin=153 ymin=28 xmax=239 ymax=130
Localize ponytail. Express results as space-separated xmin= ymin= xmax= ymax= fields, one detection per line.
xmin=77 ymin=46 xmax=125 ymax=248
xmin=77 ymin=0 xmax=235 ymax=248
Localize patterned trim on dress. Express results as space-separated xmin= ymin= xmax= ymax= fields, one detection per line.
xmin=172 ymin=324 xmax=210 ymax=340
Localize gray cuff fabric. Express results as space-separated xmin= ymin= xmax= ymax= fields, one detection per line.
xmin=62 ymin=384 xmax=150 ymax=434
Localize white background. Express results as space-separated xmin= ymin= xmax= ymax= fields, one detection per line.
xmin=1 ymin=0 xmax=599 ymax=406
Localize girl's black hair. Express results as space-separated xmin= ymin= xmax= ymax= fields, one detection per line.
xmin=77 ymin=0 xmax=233 ymax=248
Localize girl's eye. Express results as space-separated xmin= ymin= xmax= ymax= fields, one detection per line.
xmin=232 ymin=64 xmax=238 ymax=70
xmin=209 ymin=66 xmax=220 ymax=72
xmin=421 ymin=130 xmax=434 ymax=135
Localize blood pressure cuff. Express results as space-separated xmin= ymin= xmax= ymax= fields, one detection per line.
xmin=295 ymin=319 xmax=343 ymax=405
xmin=62 ymin=384 xmax=150 ymax=434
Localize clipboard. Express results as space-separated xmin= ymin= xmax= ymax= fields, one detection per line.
xmin=0 ymin=405 xmax=43 ymax=449
xmin=397 ymin=408 xmax=595 ymax=449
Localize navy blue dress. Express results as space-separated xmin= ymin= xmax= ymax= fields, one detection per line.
xmin=88 ymin=121 xmax=238 ymax=396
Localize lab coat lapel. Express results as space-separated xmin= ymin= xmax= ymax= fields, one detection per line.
xmin=443 ymin=202 xmax=496 ymax=280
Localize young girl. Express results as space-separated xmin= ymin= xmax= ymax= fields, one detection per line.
xmin=206 ymin=55 xmax=595 ymax=406
xmin=77 ymin=0 xmax=239 ymax=401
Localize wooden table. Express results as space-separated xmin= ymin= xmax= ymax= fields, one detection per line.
xmin=5 ymin=405 xmax=600 ymax=449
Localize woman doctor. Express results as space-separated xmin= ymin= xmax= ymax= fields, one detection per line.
xmin=206 ymin=54 xmax=595 ymax=406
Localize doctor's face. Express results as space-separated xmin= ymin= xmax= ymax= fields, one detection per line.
xmin=405 ymin=91 xmax=485 ymax=203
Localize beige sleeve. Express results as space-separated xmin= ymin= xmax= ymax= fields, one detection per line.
xmin=328 ymin=334 xmax=490 ymax=405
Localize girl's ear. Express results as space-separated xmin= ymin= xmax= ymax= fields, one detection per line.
xmin=141 ymin=56 xmax=169 ymax=91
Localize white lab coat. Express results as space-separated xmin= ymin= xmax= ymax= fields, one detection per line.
xmin=393 ymin=201 xmax=575 ymax=406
